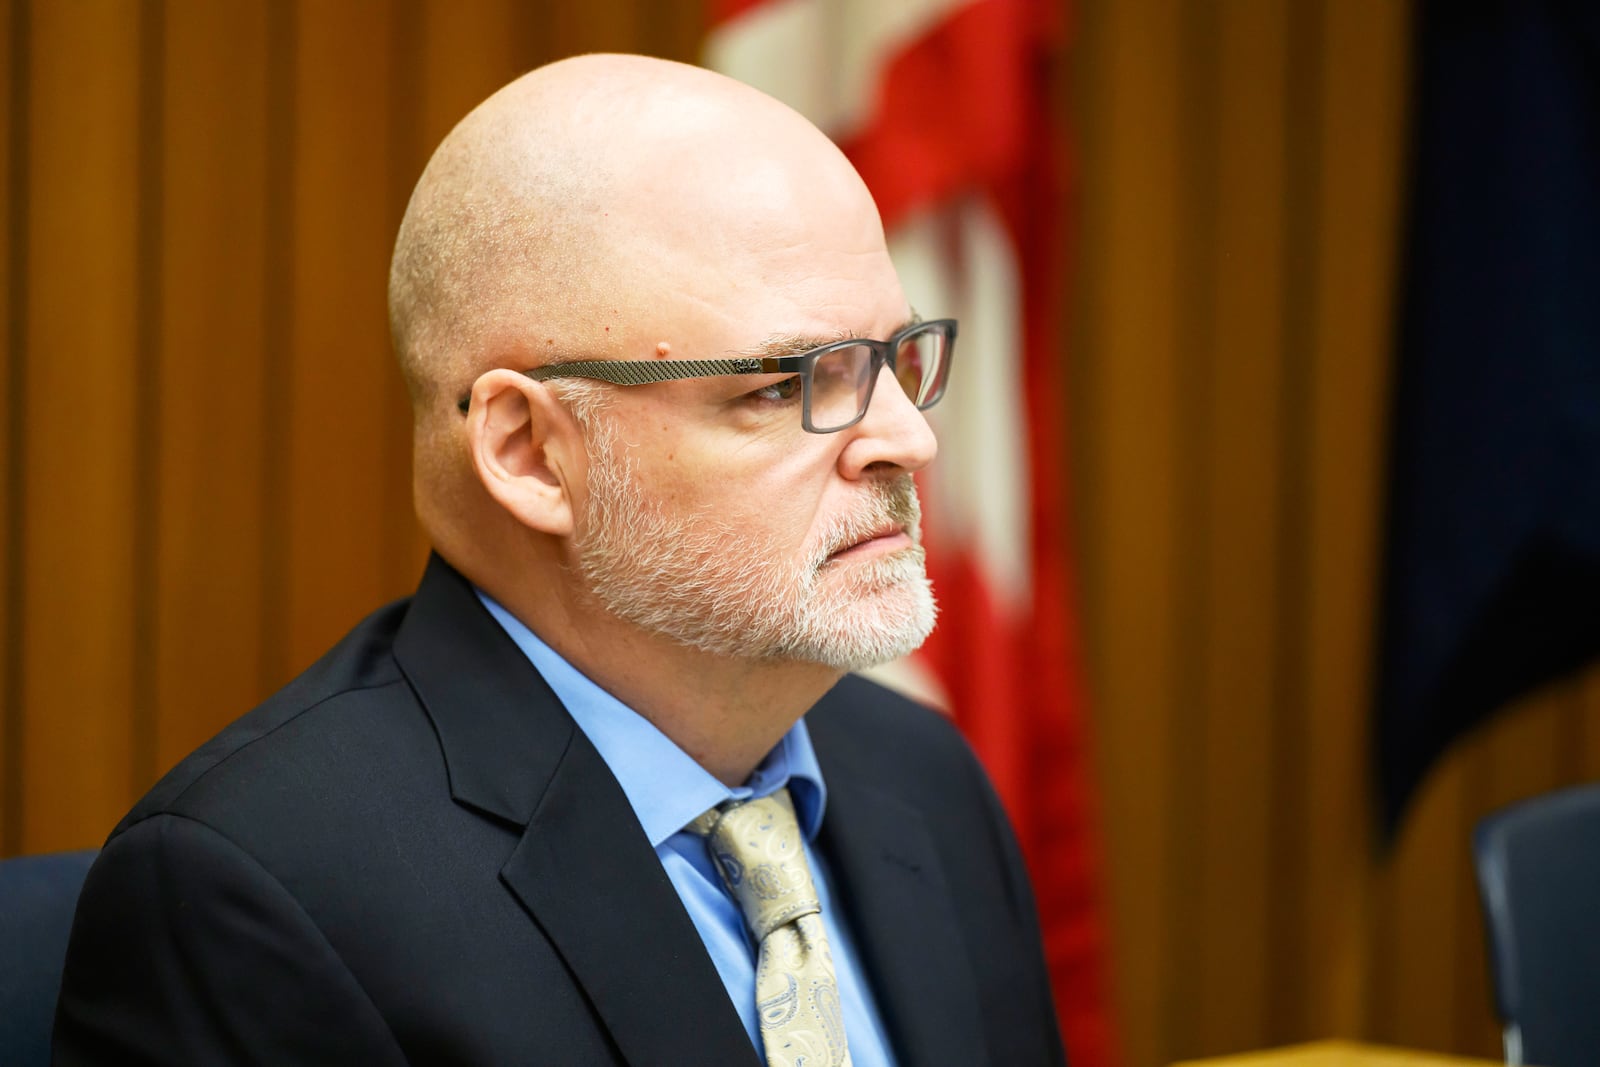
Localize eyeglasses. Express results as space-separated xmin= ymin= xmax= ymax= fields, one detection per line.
xmin=521 ymin=318 xmax=957 ymax=433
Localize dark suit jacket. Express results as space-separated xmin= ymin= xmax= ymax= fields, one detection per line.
xmin=54 ymin=555 xmax=1066 ymax=1066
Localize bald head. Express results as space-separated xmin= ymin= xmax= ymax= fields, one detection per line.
xmin=389 ymin=54 xmax=910 ymax=571
xmin=388 ymin=54 xmax=886 ymax=421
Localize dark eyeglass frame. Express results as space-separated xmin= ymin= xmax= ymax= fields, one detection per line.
xmin=506 ymin=318 xmax=957 ymax=434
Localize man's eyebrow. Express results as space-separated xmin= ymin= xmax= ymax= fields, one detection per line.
xmin=738 ymin=314 xmax=924 ymax=359
xmin=743 ymin=334 xmax=845 ymax=359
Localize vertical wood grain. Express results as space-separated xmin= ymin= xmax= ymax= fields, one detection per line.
xmin=544 ymin=0 xmax=642 ymax=56
xmin=0 ymin=0 xmax=19 ymax=852
xmin=381 ymin=0 xmax=426 ymax=591
xmin=1480 ymin=687 xmax=1571 ymax=812
xmin=277 ymin=0 xmax=404 ymax=681
xmin=646 ymin=0 xmax=707 ymax=64
xmin=1163 ymin=2 xmax=1216 ymax=1054
xmin=1297 ymin=0 xmax=1408 ymax=1046
xmin=18 ymin=0 xmax=144 ymax=849
xmin=151 ymin=0 xmax=272 ymax=773
xmin=1581 ymin=667 xmax=1600 ymax=778
xmin=258 ymin=0 xmax=295 ymax=699
xmin=1376 ymin=752 xmax=1471 ymax=1051
xmin=1555 ymin=684 xmax=1587 ymax=786
xmin=1262 ymin=0 xmax=1321 ymax=1043
xmin=1075 ymin=2 xmax=1186 ymax=1064
xmin=1189 ymin=0 xmax=1291 ymax=1054
xmin=410 ymin=0 xmax=534 ymax=155
xmin=130 ymin=0 xmax=164 ymax=795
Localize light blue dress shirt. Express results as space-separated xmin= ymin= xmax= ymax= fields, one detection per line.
xmin=478 ymin=592 xmax=899 ymax=1066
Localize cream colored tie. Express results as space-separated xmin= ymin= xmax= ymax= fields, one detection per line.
xmin=691 ymin=789 xmax=853 ymax=1067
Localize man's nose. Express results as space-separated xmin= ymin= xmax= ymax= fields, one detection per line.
xmin=837 ymin=364 xmax=939 ymax=478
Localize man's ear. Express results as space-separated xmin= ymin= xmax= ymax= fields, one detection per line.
xmin=466 ymin=369 xmax=580 ymax=536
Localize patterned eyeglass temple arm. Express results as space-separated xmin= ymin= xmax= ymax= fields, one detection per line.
xmin=455 ymin=357 xmax=782 ymax=412
xmin=525 ymin=357 xmax=775 ymax=385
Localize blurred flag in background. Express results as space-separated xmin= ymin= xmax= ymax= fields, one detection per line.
xmin=707 ymin=3 xmax=1114 ymax=1063
xmin=1376 ymin=0 xmax=1600 ymax=834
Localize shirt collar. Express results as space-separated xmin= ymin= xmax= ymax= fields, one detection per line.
xmin=475 ymin=591 xmax=826 ymax=846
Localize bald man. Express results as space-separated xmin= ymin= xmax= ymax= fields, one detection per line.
xmin=54 ymin=56 xmax=1066 ymax=1067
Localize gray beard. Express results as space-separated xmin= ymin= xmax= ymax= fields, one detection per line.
xmin=571 ymin=418 xmax=937 ymax=670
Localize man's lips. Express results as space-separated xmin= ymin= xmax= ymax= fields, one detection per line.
xmin=827 ymin=526 xmax=912 ymax=562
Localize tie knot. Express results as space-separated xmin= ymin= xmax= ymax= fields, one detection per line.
xmin=691 ymin=789 xmax=821 ymax=940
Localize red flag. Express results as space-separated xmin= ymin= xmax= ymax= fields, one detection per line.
xmin=706 ymin=4 xmax=1114 ymax=1065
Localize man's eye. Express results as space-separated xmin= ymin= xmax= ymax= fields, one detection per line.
xmin=751 ymin=376 xmax=803 ymax=403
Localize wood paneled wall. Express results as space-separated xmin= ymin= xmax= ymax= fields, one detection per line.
xmin=5 ymin=2 xmax=1598 ymax=1065
xmin=2 ymin=0 xmax=705 ymax=857
xmin=1071 ymin=1 xmax=1600 ymax=1064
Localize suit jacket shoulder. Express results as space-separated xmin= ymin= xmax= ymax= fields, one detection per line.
xmin=59 ymin=559 xmax=748 ymax=1066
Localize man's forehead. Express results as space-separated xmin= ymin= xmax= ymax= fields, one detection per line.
xmin=737 ymin=314 xmax=924 ymax=359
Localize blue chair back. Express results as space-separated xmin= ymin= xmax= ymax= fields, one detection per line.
xmin=0 ymin=849 xmax=99 ymax=1067
xmin=1474 ymin=782 xmax=1600 ymax=1067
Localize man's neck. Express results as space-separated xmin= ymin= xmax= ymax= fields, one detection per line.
xmin=491 ymin=583 xmax=842 ymax=787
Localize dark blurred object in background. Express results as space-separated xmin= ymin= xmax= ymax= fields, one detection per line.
xmin=1377 ymin=0 xmax=1600 ymax=835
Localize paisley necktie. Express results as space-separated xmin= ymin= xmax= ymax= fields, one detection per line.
xmin=690 ymin=789 xmax=853 ymax=1067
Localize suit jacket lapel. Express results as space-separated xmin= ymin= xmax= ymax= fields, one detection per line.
xmin=819 ymin=773 xmax=990 ymax=1067
xmin=501 ymin=730 xmax=759 ymax=1067
xmin=394 ymin=555 xmax=757 ymax=1066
